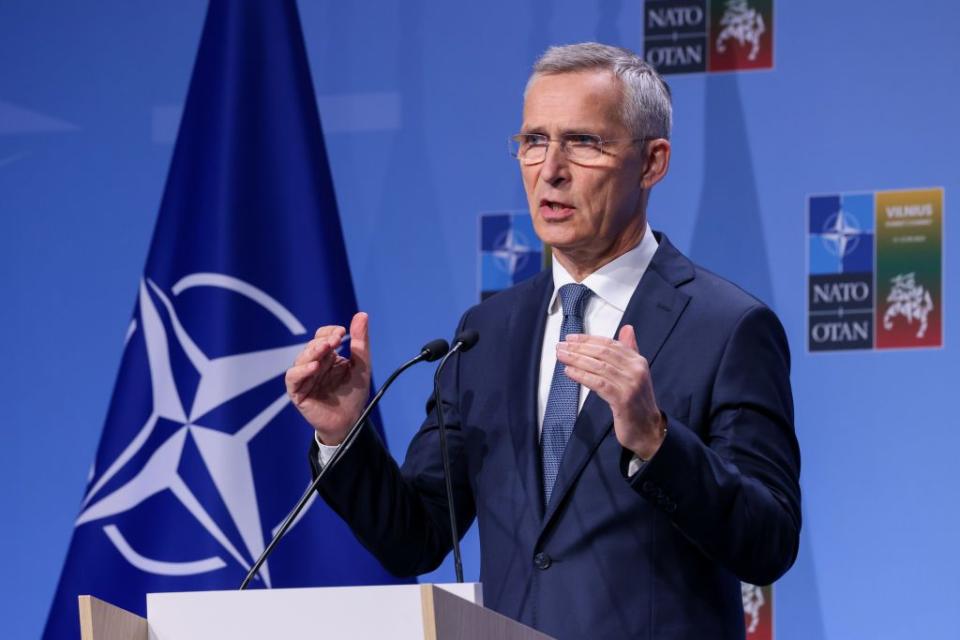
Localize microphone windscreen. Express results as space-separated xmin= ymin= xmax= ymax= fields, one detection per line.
xmin=420 ymin=338 xmax=450 ymax=362
xmin=454 ymin=329 xmax=480 ymax=352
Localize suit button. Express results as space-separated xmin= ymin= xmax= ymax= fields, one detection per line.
xmin=533 ymin=552 xmax=552 ymax=570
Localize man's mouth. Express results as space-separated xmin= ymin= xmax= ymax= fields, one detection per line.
xmin=539 ymin=199 xmax=575 ymax=219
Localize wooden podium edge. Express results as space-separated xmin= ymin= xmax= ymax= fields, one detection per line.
xmin=78 ymin=595 xmax=148 ymax=640
xmin=419 ymin=585 xmax=554 ymax=640
xmin=419 ymin=584 xmax=438 ymax=640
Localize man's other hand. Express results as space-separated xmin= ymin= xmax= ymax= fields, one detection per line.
xmin=557 ymin=325 xmax=666 ymax=460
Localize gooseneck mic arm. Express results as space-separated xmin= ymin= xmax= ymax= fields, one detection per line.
xmin=239 ymin=337 xmax=450 ymax=590
xmin=432 ymin=329 xmax=479 ymax=584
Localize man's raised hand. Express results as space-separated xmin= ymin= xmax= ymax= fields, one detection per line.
xmin=284 ymin=312 xmax=373 ymax=445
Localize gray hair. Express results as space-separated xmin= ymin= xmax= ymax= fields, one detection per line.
xmin=525 ymin=42 xmax=672 ymax=140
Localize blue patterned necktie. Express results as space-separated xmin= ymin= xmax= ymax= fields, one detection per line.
xmin=541 ymin=283 xmax=592 ymax=505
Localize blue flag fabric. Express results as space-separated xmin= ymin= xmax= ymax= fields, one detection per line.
xmin=43 ymin=1 xmax=407 ymax=637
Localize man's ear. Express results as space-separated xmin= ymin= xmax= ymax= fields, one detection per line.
xmin=640 ymin=139 xmax=671 ymax=189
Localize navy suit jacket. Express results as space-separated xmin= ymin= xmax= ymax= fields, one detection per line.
xmin=312 ymin=233 xmax=801 ymax=640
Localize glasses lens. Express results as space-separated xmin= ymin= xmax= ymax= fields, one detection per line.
xmin=510 ymin=134 xmax=547 ymax=163
xmin=563 ymin=134 xmax=603 ymax=162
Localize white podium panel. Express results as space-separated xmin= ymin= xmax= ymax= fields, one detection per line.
xmin=146 ymin=583 xmax=483 ymax=640
xmin=80 ymin=582 xmax=550 ymax=639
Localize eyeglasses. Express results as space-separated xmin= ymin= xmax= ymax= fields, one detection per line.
xmin=508 ymin=133 xmax=650 ymax=165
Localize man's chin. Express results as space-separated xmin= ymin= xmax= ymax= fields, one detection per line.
xmin=541 ymin=239 xmax=588 ymax=261
xmin=537 ymin=236 xmax=577 ymax=255
xmin=532 ymin=221 xmax=583 ymax=247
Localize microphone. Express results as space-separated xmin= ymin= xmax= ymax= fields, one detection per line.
xmin=420 ymin=338 xmax=450 ymax=362
xmin=453 ymin=329 xmax=479 ymax=351
xmin=239 ymin=336 xmax=450 ymax=590
xmin=432 ymin=329 xmax=480 ymax=583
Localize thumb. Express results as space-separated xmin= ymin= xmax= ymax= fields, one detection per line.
xmin=617 ymin=324 xmax=639 ymax=352
xmin=349 ymin=312 xmax=371 ymax=366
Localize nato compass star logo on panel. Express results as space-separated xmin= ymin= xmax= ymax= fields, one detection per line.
xmin=479 ymin=212 xmax=548 ymax=301
xmin=820 ymin=208 xmax=861 ymax=258
xmin=811 ymin=196 xmax=873 ymax=273
xmin=75 ymin=273 xmax=310 ymax=584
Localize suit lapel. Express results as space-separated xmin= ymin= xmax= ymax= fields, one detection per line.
xmin=539 ymin=234 xmax=693 ymax=531
xmin=506 ymin=272 xmax=554 ymax=522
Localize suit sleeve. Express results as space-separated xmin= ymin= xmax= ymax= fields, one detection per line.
xmin=308 ymin=315 xmax=477 ymax=578
xmin=630 ymin=304 xmax=801 ymax=586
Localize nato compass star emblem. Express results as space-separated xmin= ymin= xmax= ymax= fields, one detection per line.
xmin=75 ymin=273 xmax=310 ymax=585
xmin=492 ymin=227 xmax=536 ymax=275
xmin=820 ymin=208 xmax=862 ymax=259
xmin=479 ymin=212 xmax=545 ymax=300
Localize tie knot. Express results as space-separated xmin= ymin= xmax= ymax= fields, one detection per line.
xmin=558 ymin=283 xmax=592 ymax=319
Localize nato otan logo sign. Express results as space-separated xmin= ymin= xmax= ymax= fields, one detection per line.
xmin=807 ymin=188 xmax=944 ymax=352
xmin=643 ymin=0 xmax=774 ymax=75
xmin=479 ymin=212 xmax=549 ymax=300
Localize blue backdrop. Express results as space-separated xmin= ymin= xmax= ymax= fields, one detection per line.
xmin=1 ymin=1 xmax=957 ymax=638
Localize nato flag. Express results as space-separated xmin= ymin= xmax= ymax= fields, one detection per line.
xmin=43 ymin=1 xmax=408 ymax=637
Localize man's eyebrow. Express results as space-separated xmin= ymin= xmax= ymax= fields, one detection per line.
xmin=519 ymin=127 xmax=598 ymax=136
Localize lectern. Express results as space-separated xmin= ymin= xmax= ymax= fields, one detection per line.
xmin=78 ymin=583 xmax=553 ymax=639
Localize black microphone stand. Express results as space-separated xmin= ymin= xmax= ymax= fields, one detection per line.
xmin=432 ymin=330 xmax=479 ymax=584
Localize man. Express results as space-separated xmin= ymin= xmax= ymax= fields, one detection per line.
xmin=285 ymin=43 xmax=800 ymax=639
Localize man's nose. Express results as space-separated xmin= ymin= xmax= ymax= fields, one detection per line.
xmin=539 ymin=140 xmax=569 ymax=186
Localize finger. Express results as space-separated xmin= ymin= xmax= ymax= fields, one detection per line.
xmin=563 ymin=327 xmax=646 ymax=371
xmin=319 ymin=326 xmax=349 ymax=354
xmin=562 ymin=364 xmax=622 ymax=402
xmin=313 ymin=325 xmax=347 ymax=340
xmin=292 ymin=337 xmax=337 ymax=367
xmin=557 ymin=345 xmax=623 ymax=377
xmin=348 ymin=312 xmax=371 ymax=367
xmin=285 ymin=361 xmax=321 ymax=399
xmin=563 ymin=333 xmax=618 ymax=346
xmin=326 ymin=357 xmax=352 ymax=387
xmin=558 ymin=340 xmax=635 ymax=370
xmin=617 ymin=324 xmax=639 ymax=352
xmin=288 ymin=348 xmax=350 ymax=399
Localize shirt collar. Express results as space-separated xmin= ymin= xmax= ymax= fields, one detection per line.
xmin=548 ymin=222 xmax=659 ymax=314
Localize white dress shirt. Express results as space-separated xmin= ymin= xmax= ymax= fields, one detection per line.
xmin=318 ymin=224 xmax=659 ymax=475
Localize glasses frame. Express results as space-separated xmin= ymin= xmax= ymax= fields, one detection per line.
xmin=508 ymin=132 xmax=653 ymax=166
